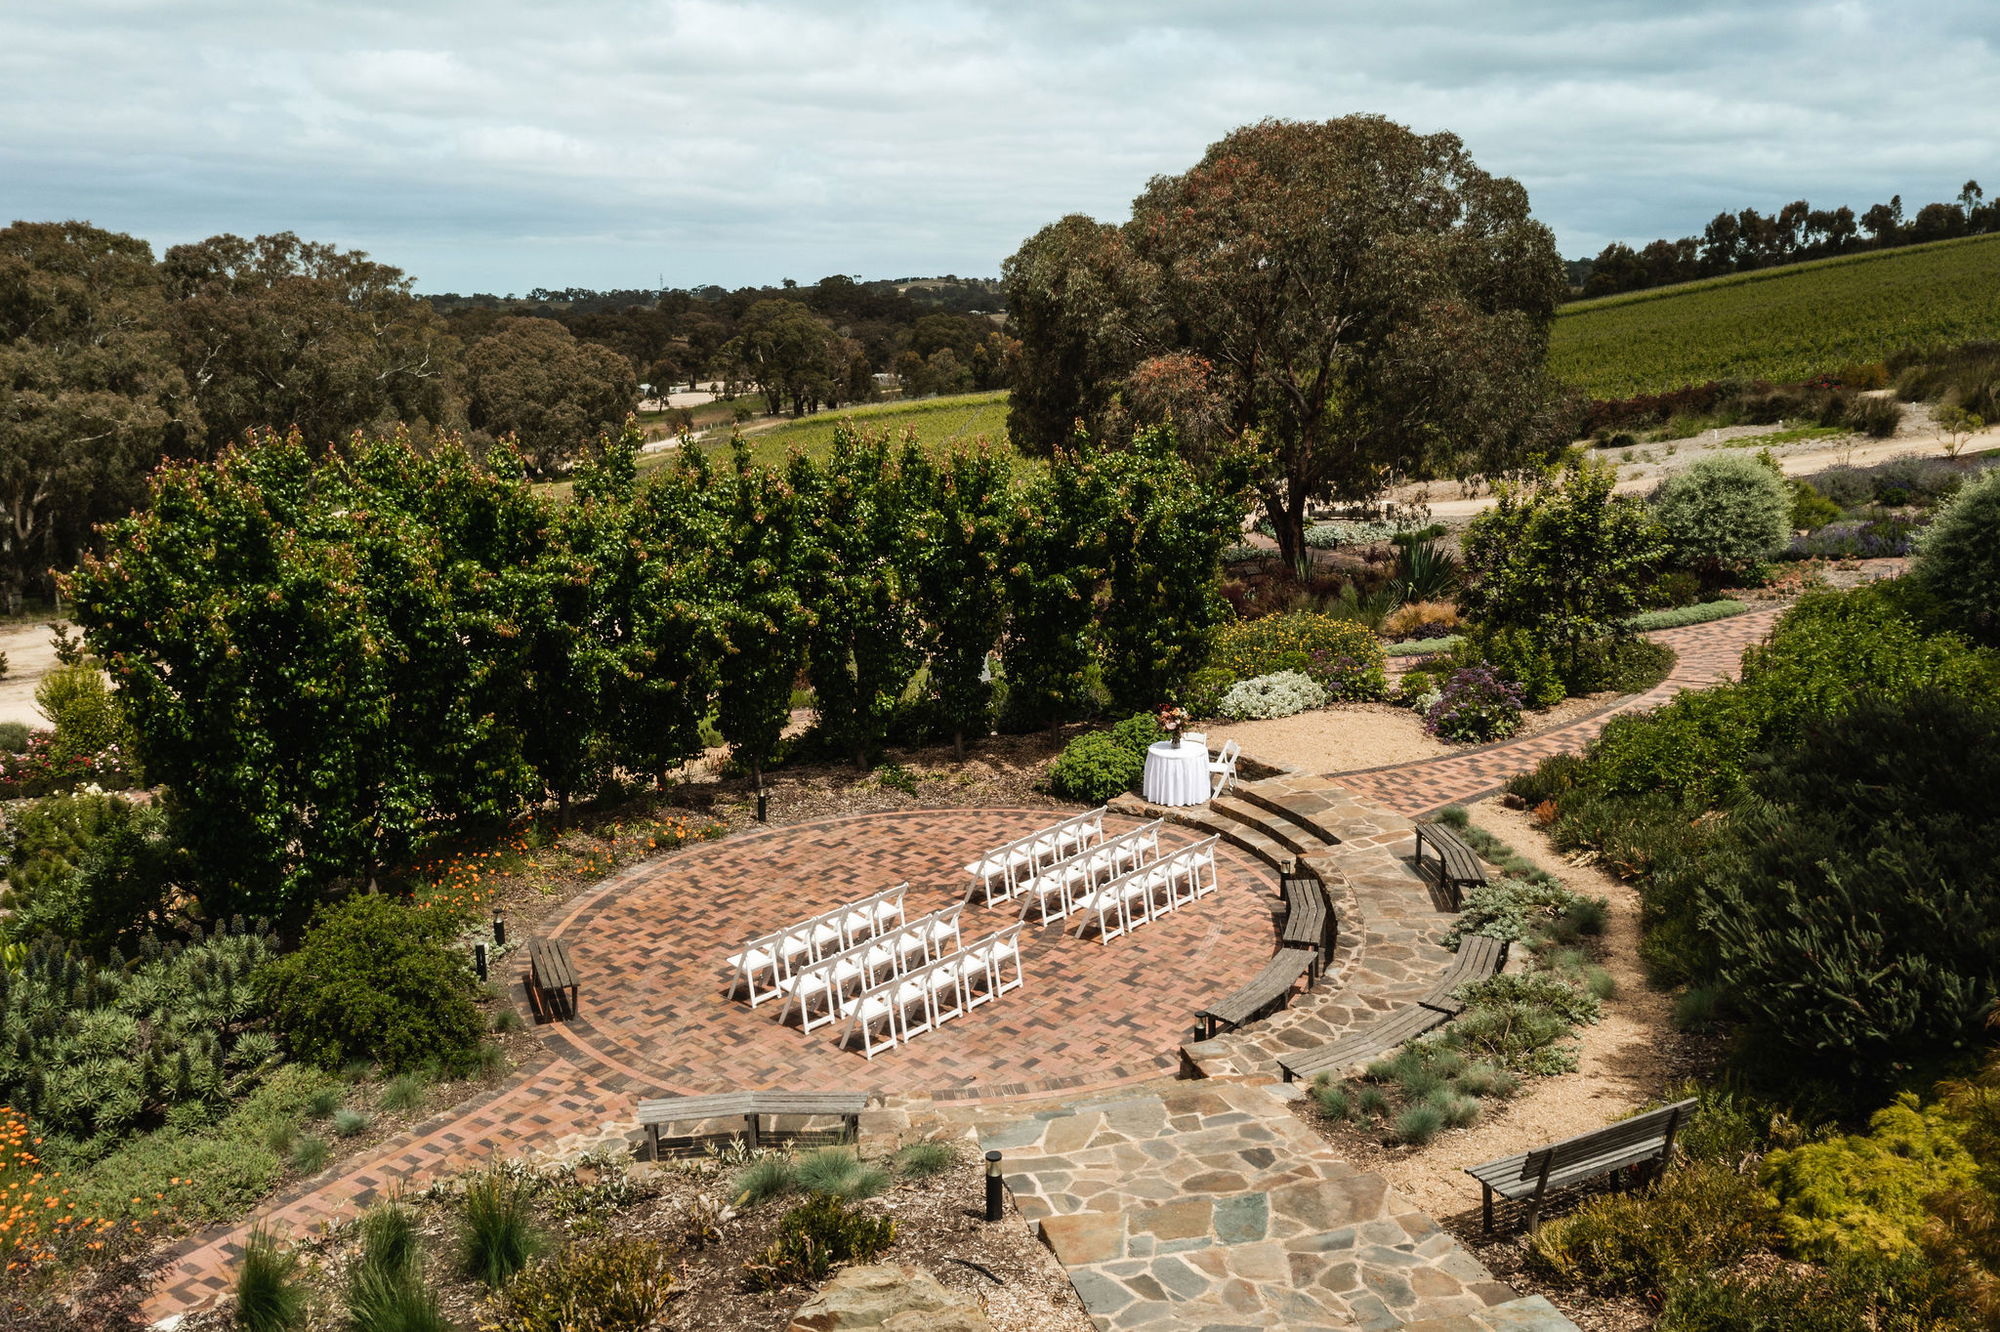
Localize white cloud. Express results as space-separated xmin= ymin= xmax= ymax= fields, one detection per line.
xmin=0 ymin=0 xmax=1994 ymax=290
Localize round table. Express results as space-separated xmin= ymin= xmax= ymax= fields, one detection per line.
xmin=1142 ymin=738 xmax=1210 ymax=806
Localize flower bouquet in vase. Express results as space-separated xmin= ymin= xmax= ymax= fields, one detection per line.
xmin=1156 ymin=704 xmax=1191 ymax=748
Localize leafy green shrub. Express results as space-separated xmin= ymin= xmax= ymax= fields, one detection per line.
xmin=1177 ymin=666 xmax=1235 ymax=719
xmin=1652 ymin=452 xmax=1792 ymax=576
xmin=892 ymin=1141 xmax=957 ymax=1179
xmin=234 ymin=1226 xmax=309 ymax=1332
xmin=35 ymin=664 xmax=125 ymax=768
xmin=1422 ymin=666 xmax=1525 ymax=742
xmin=1445 ymin=877 xmax=1600 ymax=947
xmin=1913 ymin=464 xmax=2000 ymax=645
xmin=1657 ymin=1252 xmax=1978 ymax=1332
xmin=1529 ymin=1160 xmax=1772 ymax=1296
xmin=1210 ymin=613 xmax=1385 ymax=686
xmin=1219 ymin=669 xmax=1327 ymax=720
xmin=0 ymin=791 xmax=148 ymax=938
xmin=0 ymin=721 xmax=28 ymax=753
xmin=460 ymin=1169 xmax=543 ymax=1288
xmin=1579 ymin=684 xmax=1765 ymax=809
xmin=0 ymin=921 xmax=278 ymax=1141
xmin=1450 ymin=973 xmax=1601 ymax=1075
xmin=1761 ymin=1093 xmax=1979 ymax=1261
xmin=1789 ymin=479 xmax=1844 ymax=531
xmin=742 ymin=1194 xmax=895 ymax=1291
xmin=1626 ymin=599 xmax=1750 ymax=632
xmin=1047 ymin=729 xmax=1146 ymax=803
xmin=262 ymin=895 xmax=487 ymax=1075
xmin=1702 ymin=692 xmax=2000 ymax=1086
xmin=1107 ymin=711 xmax=1165 ymax=752
xmin=1566 ymin=636 xmax=1677 ymax=695
xmin=1448 ymin=626 xmax=1564 ymax=707
xmin=494 ymin=1235 xmax=678 ymax=1332
xmin=1383 ymin=635 xmax=1462 ymax=658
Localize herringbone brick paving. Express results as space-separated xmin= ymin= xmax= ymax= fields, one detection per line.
xmin=144 ymin=611 xmax=1780 ymax=1320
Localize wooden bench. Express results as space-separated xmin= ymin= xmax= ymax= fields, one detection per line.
xmin=1416 ymin=934 xmax=1508 ymax=1016
xmin=636 ymin=1090 xmax=870 ymax=1161
xmin=1413 ymin=821 xmax=1487 ymax=910
xmin=1195 ymin=948 xmax=1318 ymax=1039
xmin=1277 ymin=1003 xmax=1450 ymax=1081
xmin=526 ymin=937 xmax=579 ymax=1021
xmin=1279 ymin=872 xmax=1337 ymax=979
xmin=1467 ymin=1098 xmax=1698 ymax=1232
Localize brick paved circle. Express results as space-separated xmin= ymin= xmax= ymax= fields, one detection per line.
xmin=541 ymin=808 xmax=1278 ymax=1098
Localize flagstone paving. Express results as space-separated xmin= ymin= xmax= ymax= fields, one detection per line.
xmin=971 ymin=1079 xmax=1576 ymax=1331
xmin=144 ymin=610 xmax=1785 ymax=1325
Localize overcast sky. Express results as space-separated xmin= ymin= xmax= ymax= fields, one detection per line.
xmin=4 ymin=1 xmax=1995 ymax=293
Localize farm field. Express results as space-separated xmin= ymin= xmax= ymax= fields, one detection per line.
xmin=1551 ymin=232 xmax=2000 ymax=397
xmin=637 ymin=389 xmax=1014 ymax=473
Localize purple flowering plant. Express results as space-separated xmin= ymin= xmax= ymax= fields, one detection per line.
xmin=1422 ymin=665 xmax=1526 ymax=743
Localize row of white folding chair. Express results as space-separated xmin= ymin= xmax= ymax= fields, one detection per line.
xmin=775 ymin=905 xmax=965 ymax=1033
xmin=1071 ymin=837 xmax=1220 ymax=944
xmin=725 ymin=882 xmax=908 ymax=1007
xmin=1017 ymin=819 xmax=1163 ymax=922
xmin=841 ymin=924 xmax=1026 ymax=1059
xmin=963 ymin=806 xmax=1106 ymax=906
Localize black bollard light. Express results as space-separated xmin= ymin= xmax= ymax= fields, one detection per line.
xmin=984 ymin=1150 xmax=1004 ymax=1222
xmin=492 ymin=909 xmax=507 ymax=948
xmin=474 ymin=943 xmax=488 ymax=981
xmin=756 ymin=790 xmax=769 ymax=823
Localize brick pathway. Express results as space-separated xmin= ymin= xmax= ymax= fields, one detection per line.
xmin=1335 ymin=606 xmax=1783 ymax=815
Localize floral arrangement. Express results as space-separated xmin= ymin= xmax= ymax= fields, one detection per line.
xmin=1220 ymin=670 xmax=1329 ymax=721
xmin=1422 ymin=666 xmax=1526 ymax=743
xmin=1155 ymin=704 xmax=1190 ymax=740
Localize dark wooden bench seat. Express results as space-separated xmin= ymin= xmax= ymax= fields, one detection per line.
xmin=1278 ymin=872 xmax=1337 ymax=979
xmin=1414 ymin=821 xmax=1488 ymax=910
xmin=1467 ymin=1098 xmax=1698 ymax=1232
xmin=1277 ymin=1002 xmax=1450 ymax=1081
xmin=1417 ymin=934 xmax=1508 ymax=1016
xmin=636 ymin=1090 xmax=870 ymax=1160
xmin=1196 ymin=947 xmax=1318 ymax=1039
xmin=527 ymin=937 xmax=579 ymax=1021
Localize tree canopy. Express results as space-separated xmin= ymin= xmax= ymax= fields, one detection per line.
xmin=1003 ymin=115 xmax=1569 ymax=565
xmin=463 ymin=317 xmax=638 ymax=474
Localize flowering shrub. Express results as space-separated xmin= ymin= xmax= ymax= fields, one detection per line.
xmin=1303 ymin=649 xmax=1389 ymax=702
xmin=1786 ymin=518 xmax=1922 ymax=559
xmin=0 ymin=731 xmax=135 ymax=799
xmin=1423 ymin=666 xmax=1525 ymax=743
xmin=0 ymin=1108 xmax=117 ymax=1272
xmin=1220 ymin=670 xmax=1328 ymax=721
xmin=1211 ymin=613 xmax=1386 ymax=685
xmin=1304 ymin=520 xmax=1402 ymax=548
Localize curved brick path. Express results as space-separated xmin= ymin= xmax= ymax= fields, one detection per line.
xmin=1338 ymin=605 xmax=1784 ymax=814
xmin=147 ymin=611 xmax=1782 ymax=1321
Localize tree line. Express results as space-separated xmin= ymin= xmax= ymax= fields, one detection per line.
xmin=1574 ymin=180 xmax=1997 ymax=299
xmin=66 ymin=422 xmax=1238 ymax=924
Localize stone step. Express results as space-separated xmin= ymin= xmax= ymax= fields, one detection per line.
xmin=1107 ymin=794 xmax=1297 ymax=874
xmin=1208 ymin=793 xmax=1332 ymax=861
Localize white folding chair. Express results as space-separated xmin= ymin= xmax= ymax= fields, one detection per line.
xmin=1207 ymin=739 xmax=1241 ymax=798
xmin=925 ymin=958 xmax=967 ymax=1026
xmin=845 ymin=989 xmax=900 ymax=1059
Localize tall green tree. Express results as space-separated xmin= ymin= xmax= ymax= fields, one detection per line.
xmin=710 ymin=438 xmax=814 ymax=797
xmin=1000 ymin=436 xmax=1114 ymax=729
xmin=904 ymin=442 xmax=1014 ymax=758
xmin=1003 ymin=116 xmax=1569 ymax=567
xmin=1096 ymin=426 xmax=1242 ymax=711
xmin=161 ymin=231 xmax=455 ymax=453
xmin=725 ymin=300 xmax=849 ymax=418
xmin=463 ymin=317 xmax=637 ymax=474
xmin=792 ymin=427 xmax=922 ymax=767
xmin=0 ymin=221 xmax=197 ymax=607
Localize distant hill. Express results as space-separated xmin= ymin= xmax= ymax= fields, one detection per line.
xmin=1549 ymin=233 xmax=2000 ymax=398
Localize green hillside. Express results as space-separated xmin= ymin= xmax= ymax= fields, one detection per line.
xmin=1550 ymin=233 xmax=2000 ymax=398
xmin=638 ymin=390 xmax=1012 ymax=474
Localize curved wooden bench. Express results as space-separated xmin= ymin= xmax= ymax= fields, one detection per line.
xmin=636 ymin=1090 xmax=869 ymax=1160
xmin=1277 ymin=932 xmax=1509 ymax=1082
xmin=1416 ymin=935 xmax=1508 ymax=1016
xmin=1414 ymin=821 xmax=1487 ymax=910
xmin=527 ymin=937 xmax=579 ymax=1021
xmin=1195 ymin=947 xmax=1318 ymax=1039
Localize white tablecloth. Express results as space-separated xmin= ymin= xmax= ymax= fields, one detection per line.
xmin=1142 ymin=739 xmax=1210 ymax=806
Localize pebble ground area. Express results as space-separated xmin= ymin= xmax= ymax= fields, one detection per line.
xmin=146 ymin=606 xmax=1785 ymax=1329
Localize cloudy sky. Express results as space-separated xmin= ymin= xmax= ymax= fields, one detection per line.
xmin=4 ymin=1 xmax=1996 ymax=293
